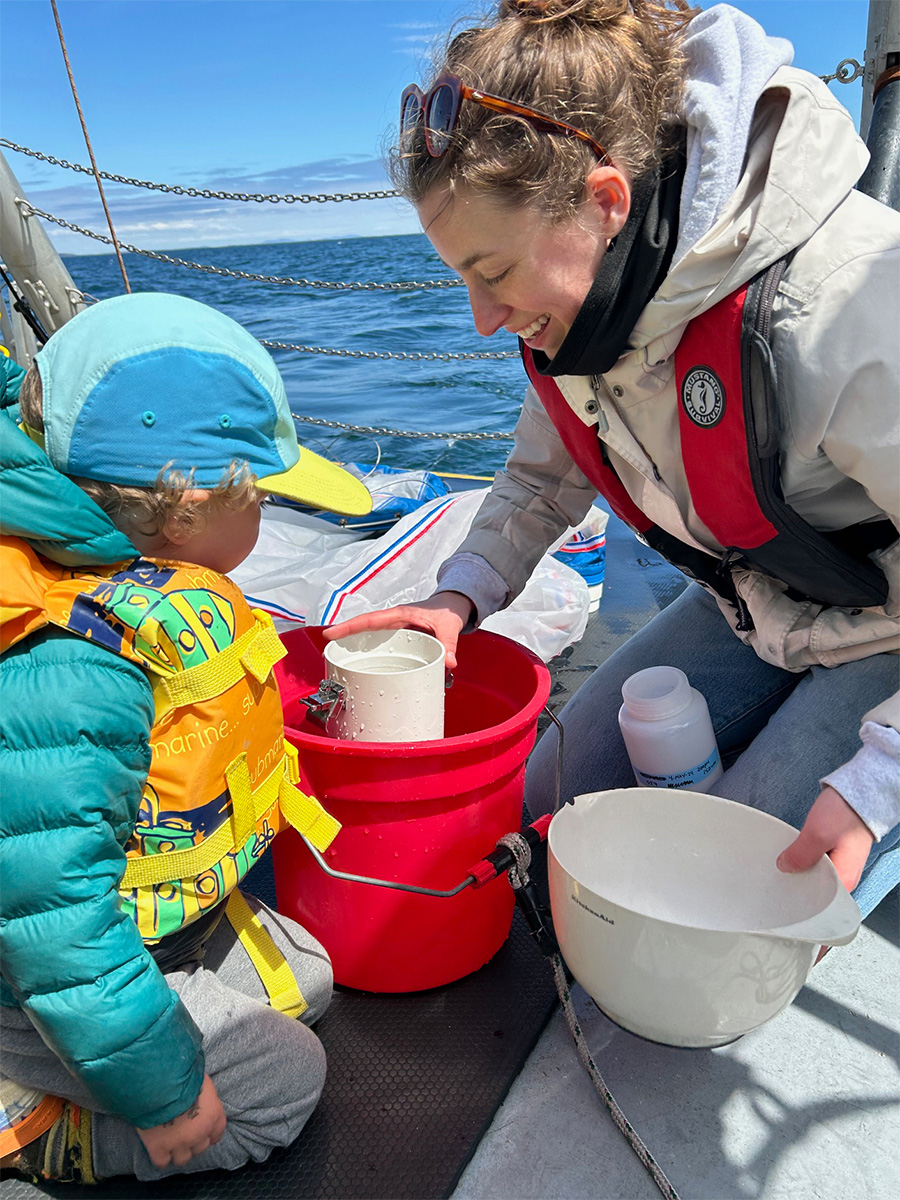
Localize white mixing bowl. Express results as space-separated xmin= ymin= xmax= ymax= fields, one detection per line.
xmin=548 ymin=788 xmax=861 ymax=1048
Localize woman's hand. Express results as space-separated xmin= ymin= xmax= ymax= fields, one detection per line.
xmin=322 ymin=591 xmax=475 ymax=670
xmin=777 ymin=785 xmax=874 ymax=894
xmin=137 ymin=1074 xmax=227 ymax=1170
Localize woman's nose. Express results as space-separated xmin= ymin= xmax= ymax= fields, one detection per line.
xmin=468 ymin=286 xmax=512 ymax=338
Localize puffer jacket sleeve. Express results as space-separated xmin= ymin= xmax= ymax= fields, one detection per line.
xmin=0 ymin=626 xmax=205 ymax=1128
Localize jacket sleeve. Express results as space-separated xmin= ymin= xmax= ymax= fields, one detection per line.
xmin=0 ymin=627 xmax=205 ymax=1128
xmin=0 ymin=356 xmax=27 ymax=408
xmin=437 ymin=384 xmax=598 ymax=615
xmin=781 ymin=228 xmax=900 ymax=836
xmin=822 ymin=696 xmax=900 ymax=841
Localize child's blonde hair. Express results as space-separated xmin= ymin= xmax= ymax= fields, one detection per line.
xmin=18 ymin=365 xmax=260 ymax=543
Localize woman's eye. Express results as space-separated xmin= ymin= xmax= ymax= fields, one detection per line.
xmin=483 ymin=268 xmax=511 ymax=287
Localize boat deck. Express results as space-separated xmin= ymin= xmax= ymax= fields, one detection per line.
xmin=454 ymin=882 xmax=898 ymax=1199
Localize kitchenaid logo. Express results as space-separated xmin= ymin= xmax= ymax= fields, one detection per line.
xmin=681 ymin=366 xmax=725 ymax=428
xmin=572 ymin=894 xmax=614 ymax=925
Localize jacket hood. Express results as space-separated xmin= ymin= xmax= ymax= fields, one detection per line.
xmin=632 ymin=63 xmax=869 ymax=346
xmin=0 ymin=409 xmax=137 ymax=566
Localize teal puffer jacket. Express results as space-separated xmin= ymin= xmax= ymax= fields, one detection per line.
xmin=0 ymin=409 xmax=204 ymax=1128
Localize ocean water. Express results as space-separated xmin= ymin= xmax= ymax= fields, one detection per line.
xmin=62 ymin=235 xmax=526 ymax=478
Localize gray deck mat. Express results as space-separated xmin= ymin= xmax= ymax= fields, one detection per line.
xmin=2 ymin=515 xmax=688 ymax=1200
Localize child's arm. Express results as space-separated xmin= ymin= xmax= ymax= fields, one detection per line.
xmin=0 ymin=628 xmax=206 ymax=1129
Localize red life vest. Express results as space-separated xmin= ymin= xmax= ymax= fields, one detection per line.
xmin=523 ymin=259 xmax=893 ymax=625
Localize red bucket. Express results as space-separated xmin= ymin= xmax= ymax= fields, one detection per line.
xmin=273 ymin=627 xmax=551 ymax=992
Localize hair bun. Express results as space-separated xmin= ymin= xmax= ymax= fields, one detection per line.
xmin=499 ymin=0 xmax=634 ymax=25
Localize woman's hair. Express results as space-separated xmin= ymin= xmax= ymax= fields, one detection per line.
xmin=391 ymin=0 xmax=696 ymax=219
xmin=18 ymin=364 xmax=260 ymax=543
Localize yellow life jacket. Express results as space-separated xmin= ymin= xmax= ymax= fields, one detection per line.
xmin=0 ymin=539 xmax=340 ymax=952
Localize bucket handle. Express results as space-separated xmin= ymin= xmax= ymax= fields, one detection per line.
xmin=296 ymin=833 xmax=475 ymax=898
xmin=295 ymin=812 xmax=553 ymax=900
xmin=293 ymin=702 xmax=562 ymax=897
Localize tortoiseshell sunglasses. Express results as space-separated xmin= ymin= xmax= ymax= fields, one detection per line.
xmin=400 ymin=71 xmax=608 ymax=163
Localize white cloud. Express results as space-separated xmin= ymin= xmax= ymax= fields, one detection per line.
xmin=117 ymin=220 xmax=217 ymax=233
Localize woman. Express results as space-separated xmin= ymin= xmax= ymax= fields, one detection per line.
xmin=325 ymin=0 xmax=899 ymax=916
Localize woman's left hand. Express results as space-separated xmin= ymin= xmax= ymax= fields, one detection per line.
xmin=776 ymin=785 xmax=874 ymax=893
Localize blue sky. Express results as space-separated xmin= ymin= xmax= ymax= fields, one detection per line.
xmin=0 ymin=0 xmax=870 ymax=253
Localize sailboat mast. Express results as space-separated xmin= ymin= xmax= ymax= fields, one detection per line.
xmin=859 ymin=0 xmax=900 ymax=210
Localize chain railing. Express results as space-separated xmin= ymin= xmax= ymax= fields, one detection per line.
xmin=0 ymin=139 xmax=400 ymax=204
xmin=15 ymin=201 xmax=464 ymax=292
xmin=290 ymin=413 xmax=514 ymax=440
xmin=264 ymin=338 xmax=516 ymax=362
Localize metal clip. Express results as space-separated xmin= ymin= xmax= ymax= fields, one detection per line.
xmin=21 ymin=278 xmax=59 ymax=315
xmin=299 ymin=678 xmax=346 ymax=731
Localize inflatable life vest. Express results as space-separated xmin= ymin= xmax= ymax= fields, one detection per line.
xmin=0 ymin=541 xmax=340 ymax=951
xmin=523 ymin=258 xmax=895 ymax=629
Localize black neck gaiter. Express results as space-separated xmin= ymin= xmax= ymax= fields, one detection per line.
xmin=531 ymin=138 xmax=686 ymax=378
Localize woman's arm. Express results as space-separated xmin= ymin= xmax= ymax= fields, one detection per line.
xmin=325 ymin=384 xmax=599 ymax=661
xmin=440 ymin=384 xmax=600 ymax=605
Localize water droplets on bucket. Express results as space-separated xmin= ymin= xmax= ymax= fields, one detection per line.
xmin=273 ymin=626 xmax=551 ymax=992
xmin=323 ymin=628 xmax=445 ymax=743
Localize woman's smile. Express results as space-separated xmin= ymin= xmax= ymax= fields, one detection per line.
xmin=512 ymin=313 xmax=551 ymax=344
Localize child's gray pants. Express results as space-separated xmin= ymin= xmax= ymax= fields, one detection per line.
xmin=0 ymin=892 xmax=332 ymax=1180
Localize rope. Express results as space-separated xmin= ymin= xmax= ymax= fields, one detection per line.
xmin=15 ymin=202 xmax=464 ymax=291
xmin=496 ymin=832 xmax=533 ymax=889
xmin=0 ymin=139 xmax=400 ymax=205
xmin=495 ymin=832 xmax=681 ymax=1199
xmin=49 ymin=2 xmax=130 ymax=293
xmin=551 ymin=957 xmax=682 ymax=1200
xmin=290 ymin=413 xmax=514 ymax=441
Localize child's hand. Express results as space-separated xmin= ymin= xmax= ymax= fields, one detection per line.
xmin=137 ymin=1074 xmax=226 ymax=1169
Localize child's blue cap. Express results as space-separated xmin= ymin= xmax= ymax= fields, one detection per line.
xmin=34 ymin=292 xmax=372 ymax=516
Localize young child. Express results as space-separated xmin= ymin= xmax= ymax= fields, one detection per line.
xmin=0 ymin=292 xmax=372 ymax=1183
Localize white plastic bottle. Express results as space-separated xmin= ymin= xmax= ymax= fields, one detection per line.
xmin=618 ymin=666 xmax=723 ymax=792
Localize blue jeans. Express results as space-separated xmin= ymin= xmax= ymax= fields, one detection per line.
xmin=524 ymin=585 xmax=900 ymax=917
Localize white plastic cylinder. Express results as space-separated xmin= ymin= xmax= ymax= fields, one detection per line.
xmin=323 ymin=628 xmax=445 ymax=743
xmin=618 ymin=666 xmax=723 ymax=792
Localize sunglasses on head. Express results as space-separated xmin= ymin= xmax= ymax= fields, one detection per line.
xmin=400 ymin=71 xmax=608 ymax=163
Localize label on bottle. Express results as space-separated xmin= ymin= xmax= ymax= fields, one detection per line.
xmin=633 ymin=747 xmax=721 ymax=789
